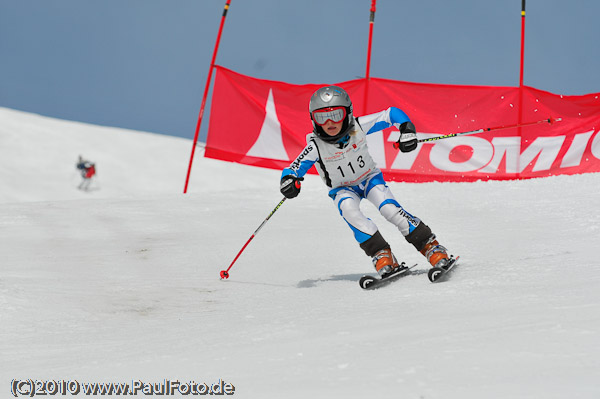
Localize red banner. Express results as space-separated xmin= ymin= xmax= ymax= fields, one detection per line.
xmin=206 ymin=66 xmax=600 ymax=182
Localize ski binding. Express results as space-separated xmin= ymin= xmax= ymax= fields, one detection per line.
xmin=427 ymin=256 xmax=460 ymax=283
xmin=359 ymin=263 xmax=418 ymax=290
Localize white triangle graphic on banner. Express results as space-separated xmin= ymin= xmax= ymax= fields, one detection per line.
xmin=247 ymin=89 xmax=288 ymax=160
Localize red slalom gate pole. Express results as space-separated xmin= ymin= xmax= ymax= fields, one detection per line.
xmin=412 ymin=117 xmax=561 ymax=144
xmin=363 ymin=0 xmax=377 ymax=115
xmin=220 ymin=197 xmax=287 ymax=280
xmin=517 ymin=0 xmax=527 ymax=141
xmin=184 ymin=0 xmax=232 ymax=194
xmin=519 ymin=0 xmax=526 ymax=88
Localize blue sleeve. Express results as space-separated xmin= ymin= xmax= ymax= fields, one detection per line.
xmin=389 ymin=107 xmax=410 ymax=125
xmin=360 ymin=107 xmax=411 ymax=135
xmin=281 ymin=140 xmax=318 ymax=179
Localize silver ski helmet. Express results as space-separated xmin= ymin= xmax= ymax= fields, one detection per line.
xmin=309 ymin=86 xmax=354 ymax=144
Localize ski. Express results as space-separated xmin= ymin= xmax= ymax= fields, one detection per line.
xmin=359 ymin=263 xmax=418 ymax=290
xmin=427 ymin=256 xmax=460 ymax=283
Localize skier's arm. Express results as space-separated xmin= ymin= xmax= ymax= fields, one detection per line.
xmin=356 ymin=107 xmax=410 ymax=134
xmin=280 ymin=141 xmax=318 ymax=198
xmin=357 ymin=107 xmax=417 ymax=152
xmin=280 ymin=141 xmax=318 ymax=180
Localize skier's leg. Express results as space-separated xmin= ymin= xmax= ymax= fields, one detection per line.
xmin=331 ymin=187 xmax=398 ymax=276
xmin=365 ymin=175 xmax=449 ymax=267
xmin=404 ymin=223 xmax=449 ymax=268
xmin=365 ymin=175 xmax=420 ymax=236
xmin=332 ymin=188 xmax=378 ymax=244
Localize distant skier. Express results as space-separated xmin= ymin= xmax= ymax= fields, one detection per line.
xmin=76 ymin=155 xmax=96 ymax=191
xmin=280 ymin=86 xmax=453 ymax=277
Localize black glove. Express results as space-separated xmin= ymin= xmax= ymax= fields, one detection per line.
xmin=396 ymin=121 xmax=418 ymax=153
xmin=280 ymin=175 xmax=304 ymax=199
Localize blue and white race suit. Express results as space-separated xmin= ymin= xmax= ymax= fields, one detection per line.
xmin=281 ymin=107 xmax=422 ymax=245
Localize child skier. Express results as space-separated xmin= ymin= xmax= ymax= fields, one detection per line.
xmin=280 ymin=86 xmax=451 ymax=277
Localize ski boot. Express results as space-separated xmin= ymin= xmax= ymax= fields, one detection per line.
xmin=372 ymin=248 xmax=402 ymax=277
xmin=420 ymin=236 xmax=450 ymax=269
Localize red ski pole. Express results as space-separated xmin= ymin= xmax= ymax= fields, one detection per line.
xmin=220 ymin=197 xmax=287 ymax=279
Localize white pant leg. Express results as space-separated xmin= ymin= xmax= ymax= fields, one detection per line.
xmin=366 ymin=184 xmax=421 ymax=236
xmin=333 ymin=189 xmax=378 ymax=243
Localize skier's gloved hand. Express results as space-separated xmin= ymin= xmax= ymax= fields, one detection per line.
xmin=397 ymin=121 xmax=418 ymax=153
xmin=280 ymin=175 xmax=304 ymax=198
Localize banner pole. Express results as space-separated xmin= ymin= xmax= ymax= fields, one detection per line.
xmin=363 ymin=0 xmax=377 ymax=115
xmin=184 ymin=0 xmax=232 ymax=194
xmin=519 ymin=0 xmax=526 ymax=88
xmin=517 ymin=0 xmax=526 ymax=174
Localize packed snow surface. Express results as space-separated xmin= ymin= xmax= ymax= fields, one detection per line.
xmin=1 ymin=107 xmax=599 ymax=398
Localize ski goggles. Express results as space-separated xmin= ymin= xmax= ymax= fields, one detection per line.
xmin=311 ymin=106 xmax=346 ymax=126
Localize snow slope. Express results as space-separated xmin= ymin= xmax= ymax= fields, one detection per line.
xmin=1 ymin=107 xmax=599 ymax=398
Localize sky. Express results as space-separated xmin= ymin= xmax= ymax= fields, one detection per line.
xmin=1 ymin=0 xmax=599 ymax=142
